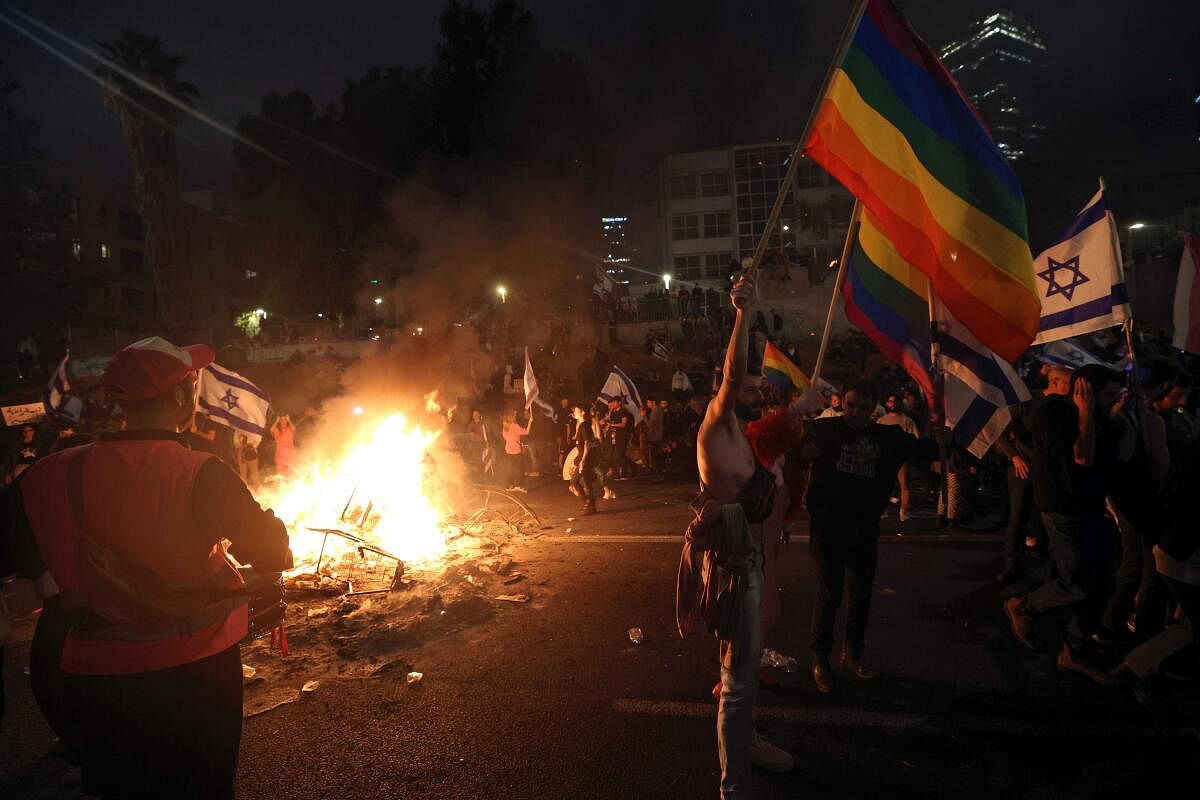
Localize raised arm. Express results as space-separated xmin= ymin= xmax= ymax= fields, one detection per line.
xmin=708 ymin=275 xmax=755 ymax=422
xmin=1072 ymin=379 xmax=1096 ymax=467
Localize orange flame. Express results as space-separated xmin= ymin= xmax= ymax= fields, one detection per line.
xmin=257 ymin=413 xmax=449 ymax=573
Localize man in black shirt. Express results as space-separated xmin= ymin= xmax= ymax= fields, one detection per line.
xmin=604 ymin=398 xmax=633 ymax=479
xmin=992 ymin=365 xmax=1071 ymax=584
xmin=1004 ymin=364 xmax=1124 ymax=683
xmin=799 ymin=381 xmax=937 ymax=695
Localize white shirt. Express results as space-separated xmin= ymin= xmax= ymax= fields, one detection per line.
xmin=817 ymin=407 xmax=843 ymax=418
xmin=876 ymin=411 xmax=919 ymax=437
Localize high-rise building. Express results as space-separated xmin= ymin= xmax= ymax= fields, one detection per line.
xmin=659 ymin=144 xmax=853 ymax=287
xmin=940 ymin=10 xmax=1048 ymax=162
xmin=600 ymin=215 xmax=635 ymax=283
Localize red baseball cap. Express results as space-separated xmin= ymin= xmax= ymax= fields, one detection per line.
xmin=103 ymin=336 xmax=215 ymax=402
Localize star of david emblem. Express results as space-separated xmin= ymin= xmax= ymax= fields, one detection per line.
xmin=1037 ymin=255 xmax=1089 ymax=301
xmin=220 ymin=389 xmax=240 ymax=411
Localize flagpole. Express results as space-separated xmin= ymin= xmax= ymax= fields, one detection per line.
xmin=744 ymin=0 xmax=868 ymax=282
xmin=1100 ymin=175 xmax=1143 ymax=395
xmin=927 ymin=283 xmax=951 ymax=527
xmin=811 ymin=199 xmax=863 ymax=385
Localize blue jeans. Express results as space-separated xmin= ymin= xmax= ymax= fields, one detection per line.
xmin=717 ymin=544 xmax=763 ymax=800
xmin=1027 ymin=512 xmax=1109 ymax=651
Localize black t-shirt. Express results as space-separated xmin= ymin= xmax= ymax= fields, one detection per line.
xmin=804 ymin=418 xmax=926 ymax=520
xmin=606 ymin=408 xmax=632 ymax=442
xmin=1030 ymin=395 xmax=1110 ymax=516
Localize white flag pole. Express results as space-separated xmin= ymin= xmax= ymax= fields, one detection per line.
xmin=1101 ymin=175 xmax=1142 ymax=394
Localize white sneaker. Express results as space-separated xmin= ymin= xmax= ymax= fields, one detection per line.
xmin=749 ymin=732 xmax=794 ymax=772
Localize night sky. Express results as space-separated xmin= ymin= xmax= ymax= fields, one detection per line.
xmin=3 ymin=0 xmax=1198 ymax=238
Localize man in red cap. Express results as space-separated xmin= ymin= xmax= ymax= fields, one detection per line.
xmin=4 ymin=336 xmax=292 ymax=798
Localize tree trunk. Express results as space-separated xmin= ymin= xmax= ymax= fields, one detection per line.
xmin=115 ymin=107 xmax=188 ymax=337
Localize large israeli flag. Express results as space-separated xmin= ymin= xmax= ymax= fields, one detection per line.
xmin=933 ymin=297 xmax=1032 ymax=458
xmin=1032 ymin=190 xmax=1130 ymax=344
xmin=198 ymin=363 xmax=270 ymax=445
xmin=597 ymin=365 xmax=643 ymax=424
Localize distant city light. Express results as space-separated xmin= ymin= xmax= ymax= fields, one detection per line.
xmin=317 ymin=312 xmax=324 ymax=318
xmin=782 ymin=224 xmax=790 ymax=232
xmin=373 ymin=296 xmax=383 ymax=305
xmin=497 ymin=285 xmax=508 ymax=303
xmin=370 ymin=278 xmax=380 ymax=284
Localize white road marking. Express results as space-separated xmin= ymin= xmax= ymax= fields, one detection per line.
xmin=535 ymin=534 xmax=997 ymax=544
xmin=611 ymin=698 xmax=1199 ymax=739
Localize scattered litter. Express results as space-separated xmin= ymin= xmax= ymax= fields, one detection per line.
xmin=495 ymin=594 xmax=530 ymax=603
xmin=465 ymin=575 xmax=477 ymax=585
xmin=242 ymin=664 xmax=257 ymax=679
xmin=565 ymin=528 xmax=573 ymax=534
xmin=406 ymin=671 xmax=424 ymax=684
xmin=567 ymin=517 xmax=576 ymax=522
xmin=307 ymin=606 xmax=330 ymax=618
xmin=760 ymin=648 xmax=799 ymax=673
xmin=503 ymin=573 xmax=526 ymax=584
xmin=627 ymin=627 xmax=644 ymax=645
xmin=301 ymin=680 xmax=320 ymax=693
xmin=243 ymin=687 xmax=301 ymax=718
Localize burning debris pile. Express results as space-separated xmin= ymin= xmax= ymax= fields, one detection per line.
xmin=239 ymin=408 xmax=543 ymax=715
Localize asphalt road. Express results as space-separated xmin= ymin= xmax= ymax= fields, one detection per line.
xmin=3 ymin=475 xmax=1197 ymax=799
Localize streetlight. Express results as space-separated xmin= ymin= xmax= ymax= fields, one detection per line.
xmin=1129 ymin=223 xmax=1146 ymax=230
xmin=497 ymin=285 xmax=508 ymax=304
xmin=663 ymin=273 xmax=672 ymax=291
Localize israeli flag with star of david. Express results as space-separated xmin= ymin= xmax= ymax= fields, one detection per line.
xmin=1032 ymin=189 xmax=1131 ymax=345
xmin=198 ymin=363 xmax=271 ymax=445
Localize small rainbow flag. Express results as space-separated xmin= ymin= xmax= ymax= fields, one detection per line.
xmin=762 ymin=341 xmax=811 ymax=394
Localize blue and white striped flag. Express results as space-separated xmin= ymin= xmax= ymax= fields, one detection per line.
xmin=597 ymin=365 xmax=643 ymax=424
xmin=198 ymin=363 xmax=271 ymax=445
xmin=43 ymin=353 xmax=83 ymax=423
xmin=933 ymin=297 xmax=1032 ymax=458
xmin=523 ymin=347 xmax=556 ymax=419
xmin=1036 ymin=339 xmax=1124 ymax=371
xmin=1033 ymin=190 xmax=1130 ymax=345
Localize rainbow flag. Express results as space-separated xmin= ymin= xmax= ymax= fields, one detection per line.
xmin=843 ymin=209 xmax=935 ymax=402
xmin=762 ymin=341 xmax=811 ymax=394
xmin=805 ymin=0 xmax=1038 ymax=364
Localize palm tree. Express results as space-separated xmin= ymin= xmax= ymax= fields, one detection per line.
xmin=95 ymin=29 xmax=199 ymax=331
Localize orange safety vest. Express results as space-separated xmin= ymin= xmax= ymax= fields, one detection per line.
xmin=20 ymin=439 xmax=249 ymax=675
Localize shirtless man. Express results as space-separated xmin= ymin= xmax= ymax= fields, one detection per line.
xmin=696 ymin=274 xmax=794 ymax=798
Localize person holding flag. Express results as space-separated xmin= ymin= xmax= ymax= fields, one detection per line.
xmin=676 ymin=273 xmax=796 ymax=797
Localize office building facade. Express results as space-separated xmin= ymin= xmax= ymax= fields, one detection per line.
xmin=659 ymin=143 xmax=853 ymax=289
xmin=940 ymin=10 xmax=1048 ymax=162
